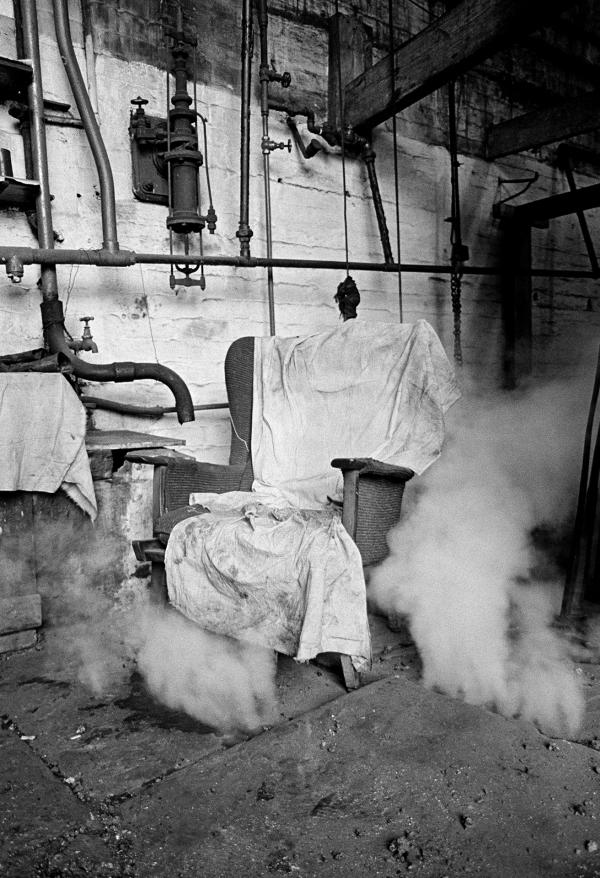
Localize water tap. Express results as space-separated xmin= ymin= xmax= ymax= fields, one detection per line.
xmin=68 ymin=316 xmax=98 ymax=354
xmin=262 ymin=136 xmax=292 ymax=155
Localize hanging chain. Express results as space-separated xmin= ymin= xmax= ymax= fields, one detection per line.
xmin=450 ymin=270 xmax=462 ymax=366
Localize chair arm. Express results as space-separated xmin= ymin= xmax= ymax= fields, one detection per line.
xmin=331 ymin=457 xmax=414 ymax=482
xmin=165 ymin=460 xmax=251 ymax=497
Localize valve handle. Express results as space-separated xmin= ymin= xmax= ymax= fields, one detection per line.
xmin=79 ymin=315 xmax=94 ymax=323
xmin=131 ymin=96 xmax=149 ymax=111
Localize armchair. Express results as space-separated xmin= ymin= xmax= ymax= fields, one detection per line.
xmin=130 ymin=335 xmax=414 ymax=688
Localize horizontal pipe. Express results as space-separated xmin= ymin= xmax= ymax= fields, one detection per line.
xmin=1 ymin=352 xmax=72 ymax=373
xmin=0 ymin=347 xmax=47 ymax=364
xmin=0 ymin=246 xmax=596 ymax=278
xmin=82 ymin=395 xmax=228 ymax=417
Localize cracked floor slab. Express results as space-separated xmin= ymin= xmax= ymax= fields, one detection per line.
xmin=1 ymin=613 xmax=599 ymax=877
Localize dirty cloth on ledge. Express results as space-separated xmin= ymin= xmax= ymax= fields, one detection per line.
xmin=165 ymin=492 xmax=371 ymax=670
xmin=0 ymin=373 xmax=97 ymax=519
xmin=251 ymin=318 xmax=461 ymax=508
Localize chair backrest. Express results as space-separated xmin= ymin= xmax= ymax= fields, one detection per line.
xmin=224 ymin=336 xmax=255 ymax=473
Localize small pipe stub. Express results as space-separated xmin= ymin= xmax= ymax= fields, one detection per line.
xmin=6 ymin=254 xmax=24 ymax=283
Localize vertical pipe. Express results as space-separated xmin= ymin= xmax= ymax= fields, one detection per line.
xmin=80 ymin=0 xmax=100 ymax=116
xmin=257 ymin=0 xmax=276 ymax=336
xmin=20 ymin=0 xmax=58 ymax=300
xmin=237 ymin=0 xmax=254 ymax=259
xmin=52 ymin=0 xmax=119 ymax=252
xmin=362 ymin=147 xmax=393 ymax=264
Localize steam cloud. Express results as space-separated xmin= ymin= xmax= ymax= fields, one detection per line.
xmin=65 ymin=597 xmax=277 ymax=733
xmin=368 ymin=379 xmax=590 ymax=737
xmin=40 ymin=525 xmax=277 ymax=734
xmin=134 ymin=604 xmax=278 ymax=733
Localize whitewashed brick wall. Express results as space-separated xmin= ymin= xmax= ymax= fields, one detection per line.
xmin=1 ymin=0 xmax=599 ymax=469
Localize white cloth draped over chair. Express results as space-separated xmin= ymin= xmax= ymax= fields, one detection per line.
xmin=165 ymin=320 xmax=460 ymax=671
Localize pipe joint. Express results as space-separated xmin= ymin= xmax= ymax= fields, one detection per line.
xmin=112 ymin=362 xmax=137 ymax=382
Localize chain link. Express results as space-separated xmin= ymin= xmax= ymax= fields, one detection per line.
xmin=450 ymin=269 xmax=463 ymax=366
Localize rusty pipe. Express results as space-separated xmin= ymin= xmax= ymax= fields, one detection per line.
xmin=82 ymin=395 xmax=228 ymax=417
xmin=1 ymin=352 xmax=72 ymax=373
xmin=257 ymin=0 xmax=276 ymax=335
xmin=52 ymin=0 xmax=119 ymax=252
xmin=236 ymin=0 xmax=254 ymax=258
xmin=20 ymin=1 xmax=193 ymax=423
xmin=20 ymin=0 xmax=58 ymax=299
xmin=362 ymin=146 xmax=393 ymax=264
xmin=0 ymin=245 xmax=597 ymax=278
xmin=41 ymin=299 xmax=194 ymax=423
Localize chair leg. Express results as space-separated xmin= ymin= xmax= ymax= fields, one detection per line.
xmin=340 ymin=654 xmax=360 ymax=690
xmin=149 ymin=562 xmax=168 ymax=605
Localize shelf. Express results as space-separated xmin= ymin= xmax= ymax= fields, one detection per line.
xmin=85 ymin=429 xmax=186 ymax=452
xmin=0 ymin=175 xmax=39 ymax=209
xmin=0 ymin=56 xmax=32 ymax=102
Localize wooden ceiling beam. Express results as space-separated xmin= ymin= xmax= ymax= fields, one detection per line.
xmin=486 ymin=91 xmax=600 ymax=159
xmin=494 ymin=182 xmax=600 ymax=224
xmin=343 ymin=0 xmax=567 ymax=131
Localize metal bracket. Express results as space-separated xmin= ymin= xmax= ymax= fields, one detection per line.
xmin=557 ymin=143 xmax=600 ymax=278
xmin=129 ymin=98 xmax=169 ymax=205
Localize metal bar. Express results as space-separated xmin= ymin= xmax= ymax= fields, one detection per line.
xmin=0 ymin=246 xmax=596 ymax=277
xmin=52 ymin=0 xmax=119 ymax=252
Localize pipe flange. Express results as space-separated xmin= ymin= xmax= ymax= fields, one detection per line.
xmin=113 ymin=362 xmax=136 ymax=382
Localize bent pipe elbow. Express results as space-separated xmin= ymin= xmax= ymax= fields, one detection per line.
xmin=42 ymin=301 xmax=195 ymax=423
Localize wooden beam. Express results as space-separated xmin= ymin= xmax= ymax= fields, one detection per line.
xmin=328 ymin=13 xmax=371 ymax=132
xmin=495 ymin=182 xmax=600 ymax=225
xmin=486 ymin=91 xmax=600 ymax=160
xmin=344 ymin=0 xmax=565 ymax=131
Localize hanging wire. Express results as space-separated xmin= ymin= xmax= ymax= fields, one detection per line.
xmin=63 ymin=262 xmax=80 ymax=317
xmin=63 ymin=249 xmax=94 ymax=317
xmin=334 ymin=0 xmax=350 ymax=277
xmin=388 ymin=0 xmax=403 ymax=322
xmin=138 ymin=264 xmax=160 ymax=363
